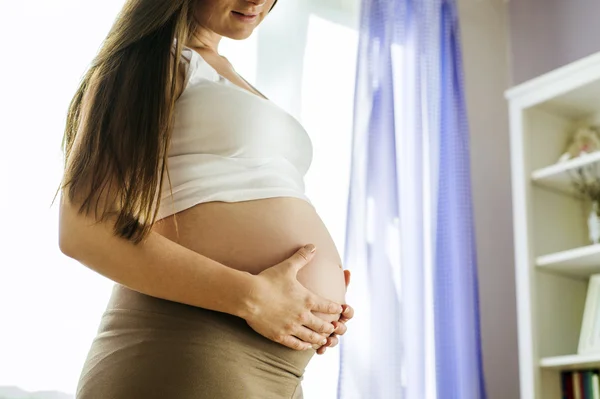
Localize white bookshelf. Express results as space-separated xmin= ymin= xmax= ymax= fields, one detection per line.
xmin=506 ymin=51 xmax=600 ymax=398
xmin=532 ymin=151 xmax=600 ymax=194
xmin=540 ymin=354 xmax=600 ymax=370
xmin=537 ymin=244 xmax=600 ymax=278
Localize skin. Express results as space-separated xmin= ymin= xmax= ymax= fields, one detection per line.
xmin=173 ymin=0 xmax=354 ymax=354
xmin=187 ymin=0 xmax=274 ymax=98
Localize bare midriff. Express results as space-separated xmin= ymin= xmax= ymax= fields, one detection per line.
xmin=151 ymin=197 xmax=347 ymax=324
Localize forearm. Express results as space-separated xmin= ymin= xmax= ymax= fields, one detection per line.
xmin=59 ymin=197 xmax=255 ymax=318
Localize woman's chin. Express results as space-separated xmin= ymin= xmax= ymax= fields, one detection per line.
xmin=220 ymin=24 xmax=257 ymax=41
xmin=225 ymin=31 xmax=254 ymax=41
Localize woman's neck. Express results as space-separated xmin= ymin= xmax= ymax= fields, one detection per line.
xmin=187 ymin=29 xmax=222 ymax=54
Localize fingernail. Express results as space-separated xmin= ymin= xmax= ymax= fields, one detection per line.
xmin=321 ymin=339 xmax=327 ymax=345
xmin=305 ymin=244 xmax=316 ymax=253
xmin=343 ymin=306 xmax=350 ymax=315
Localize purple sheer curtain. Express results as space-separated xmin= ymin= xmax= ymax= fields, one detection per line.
xmin=337 ymin=1 xmax=486 ymax=398
xmin=434 ymin=3 xmax=486 ymax=397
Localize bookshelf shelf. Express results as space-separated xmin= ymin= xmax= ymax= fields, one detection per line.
xmin=537 ymin=244 xmax=600 ymax=278
xmin=531 ymin=152 xmax=600 ymax=194
xmin=540 ymin=354 xmax=600 ymax=370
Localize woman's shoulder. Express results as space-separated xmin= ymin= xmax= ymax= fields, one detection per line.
xmin=173 ymin=44 xmax=221 ymax=98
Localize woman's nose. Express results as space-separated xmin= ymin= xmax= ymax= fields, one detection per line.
xmin=246 ymin=0 xmax=267 ymax=6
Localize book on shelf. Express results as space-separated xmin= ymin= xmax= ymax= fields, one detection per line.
xmin=561 ymin=369 xmax=600 ymax=399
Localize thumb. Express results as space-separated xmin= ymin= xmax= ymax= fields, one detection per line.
xmin=288 ymin=244 xmax=317 ymax=274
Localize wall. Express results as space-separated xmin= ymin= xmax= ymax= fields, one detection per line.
xmin=510 ymin=0 xmax=600 ymax=84
xmin=457 ymin=0 xmax=521 ymax=398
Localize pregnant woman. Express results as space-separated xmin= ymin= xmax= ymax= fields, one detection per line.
xmin=56 ymin=0 xmax=354 ymax=398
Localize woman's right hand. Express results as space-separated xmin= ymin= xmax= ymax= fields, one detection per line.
xmin=244 ymin=244 xmax=343 ymax=351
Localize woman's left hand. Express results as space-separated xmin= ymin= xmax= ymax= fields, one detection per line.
xmin=316 ymin=270 xmax=354 ymax=355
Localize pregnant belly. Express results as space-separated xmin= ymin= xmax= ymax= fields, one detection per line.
xmin=152 ymin=197 xmax=347 ymax=323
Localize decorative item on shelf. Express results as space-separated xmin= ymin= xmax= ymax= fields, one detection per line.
xmin=578 ymin=274 xmax=600 ymax=354
xmin=559 ymin=125 xmax=600 ymax=163
xmin=569 ymin=165 xmax=600 ymax=243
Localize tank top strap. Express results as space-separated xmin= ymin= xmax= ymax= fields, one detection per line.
xmin=172 ymin=40 xmax=221 ymax=90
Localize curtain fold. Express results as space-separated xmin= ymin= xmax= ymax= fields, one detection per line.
xmin=434 ymin=3 xmax=486 ymax=398
xmin=338 ymin=1 xmax=486 ymax=398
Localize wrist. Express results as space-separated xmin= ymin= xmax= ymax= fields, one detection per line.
xmin=230 ymin=270 xmax=261 ymax=320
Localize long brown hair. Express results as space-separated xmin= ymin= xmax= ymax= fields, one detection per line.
xmin=51 ymin=0 xmax=201 ymax=245
xmin=52 ymin=0 xmax=279 ymax=245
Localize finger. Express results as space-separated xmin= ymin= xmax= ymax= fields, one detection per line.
xmin=333 ymin=321 xmax=348 ymax=336
xmin=289 ymin=245 xmax=317 ymax=273
xmin=316 ymin=335 xmax=339 ymax=354
xmin=344 ymin=269 xmax=351 ymax=288
xmin=309 ymin=295 xmax=343 ymax=315
xmin=294 ymin=327 xmax=328 ymax=347
xmin=317 ymin=336 xmax=335 ymax=355
xmin=279 ymin=335 xmax=313 ymax=351
xmin=339 ymin=304 xmax=354 ymax=322
xmin=326 ymin=335 xmax=339 ymax=348
xmin=305 ymin=313 xmax=336 ymax=335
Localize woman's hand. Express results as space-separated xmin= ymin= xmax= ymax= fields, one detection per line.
xmin=316 ymin=269 xmax=354 ymax=355
xmin=244 ymin=244 xmax=344 ymax=351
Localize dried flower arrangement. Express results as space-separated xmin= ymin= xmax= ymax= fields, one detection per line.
xmin=570 ymin=164 xmax=600 ymax=202
xmin=569 ymin=163 xmax=600 ymax=243
xmin=559 ymin=125 xmax=600 ymax=163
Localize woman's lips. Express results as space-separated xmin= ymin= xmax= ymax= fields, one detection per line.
xmin=232 ymin=11 xmax=258 ymax=23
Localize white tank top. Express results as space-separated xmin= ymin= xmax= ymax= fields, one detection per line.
xmin=156 ymin=46 xmax=314 ymax=220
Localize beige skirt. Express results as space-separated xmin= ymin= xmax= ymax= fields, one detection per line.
xmin=76 ymin=283 xmax=315 ymax=399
